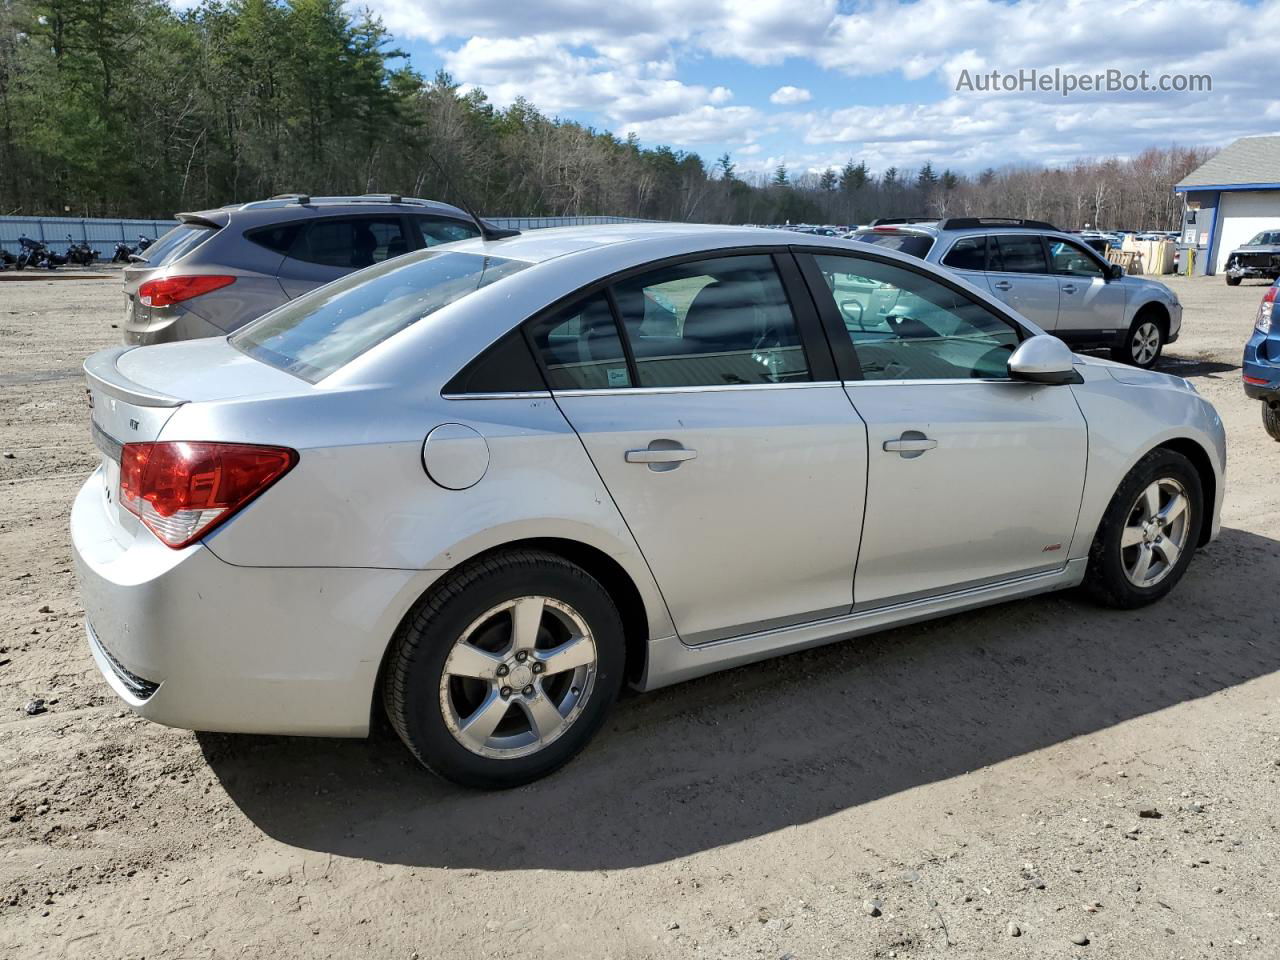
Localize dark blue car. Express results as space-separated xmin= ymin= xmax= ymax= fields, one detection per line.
xmin=1243 ymin=278 xmax=1280 ymax=440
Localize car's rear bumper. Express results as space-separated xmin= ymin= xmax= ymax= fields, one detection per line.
xmin=71 ymin=466 xmax=433 ymax=737
xmin=1243 ymin=331 xmax=1280 ymax=401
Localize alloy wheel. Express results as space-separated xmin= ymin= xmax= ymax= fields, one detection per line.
xmin=1120 ymin=478 xmax=1190 ymax=588
xmin=1130 ymin=322 xmax=1161 ymax=365
xmin=438 ymin=596 xmax=598 ymax=760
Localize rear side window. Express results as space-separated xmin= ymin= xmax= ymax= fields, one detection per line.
xmin=246 ymin=223 xmax=301 ymax=255
xmin=137 ymin=223 xmax=217 ymax=266
xmin=231 ymin=252 xmax=529 ymax=382
xmin=611 ymin=254 xmax=809 ymax=388
xmin=854 ymin=231 xmax=935 ymax=259
xmin=416 ymin=216 xmax=481 ymax=246
xmin=287 ymin=217 xmax=410 ymax=268
xmin=941 ymin=236 xmax=987 ymax=270
xmin=989 ymin=235 xmax=1048 ymax=273
xmin=526 ymin=295 xmax=632 ymax=390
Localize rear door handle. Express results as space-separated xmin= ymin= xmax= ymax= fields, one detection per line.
xmin=992 ymin=280 xmax=1013 ymax=291
xmin=625 ymin=448 xmax=697 ymax=463
xmin=883 ymin=433 xmax=937 ymax=458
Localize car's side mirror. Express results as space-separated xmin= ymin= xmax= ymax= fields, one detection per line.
xmin=1107 ymin=262 xmax=1125 ymax=281
xmin=1008 ymin=335 xmax=1083 ymax=385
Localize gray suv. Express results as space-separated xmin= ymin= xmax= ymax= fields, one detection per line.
xmin=122 ymin=194 xmax=511 ymax=345
xmin=853 ymin=218 xmax=1182 ymax=367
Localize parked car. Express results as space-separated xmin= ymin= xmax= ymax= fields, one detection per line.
xmin=852 ymin=218 xmax=1182 ymax=368
xmin=74 ymin=224 xmax=1225 ymax=788
xmin=1224 ymin=229 xmax=1280 ymax=286
xmin=1243 ymin=278 xmax=1280 ymax=440
xmin=122 ymin=194 xmax=512 ymax=345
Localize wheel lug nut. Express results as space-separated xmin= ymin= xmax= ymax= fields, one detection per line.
xmin=532 ymin=661 xmax=545 ymax=674
xmin=515 ymin=651 xmax=528 ymax=662
xmin=500 ymin=686 xmax=512 ymax=698
xmin=496 ymin=664 xmax=509 ymax=677
xmin=522 ymin=685 xmax=534 ymax=696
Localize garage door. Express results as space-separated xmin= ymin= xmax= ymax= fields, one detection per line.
xmin=1214 ymin=190 xmax=1280 ymax=273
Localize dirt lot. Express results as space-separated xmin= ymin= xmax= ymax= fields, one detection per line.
xmin=1 ymin=271 xmax=1278 ymax=959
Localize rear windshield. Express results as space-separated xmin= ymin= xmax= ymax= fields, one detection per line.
xmin=136 ymin=223 xmax=217 ymax=266
xmin=231 ymin=251 xmax=530 ymax=383
xmin=853 ymin=231 xmax=935 ymax=259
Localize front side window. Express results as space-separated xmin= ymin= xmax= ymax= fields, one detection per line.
xmin=610 ymin=255 xmax=810 ymax=387
xmin=232 ymin=251 xmax=529 ymax=382
xmin=989 ymin=234 xmax=1048 ymax=274
xmin=526 ymin=295 xmax=631 ymax=390
xmin=1047 ymin=238 xmax=1106 ymax=278
xmin=813 ymin=254 xmax=1020 ymax=381
xmin=288 ymin=217 xmax=409 ymax=268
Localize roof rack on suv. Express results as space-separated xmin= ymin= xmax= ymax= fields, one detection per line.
xmin=241 ymin=194 xmax=445 ymax=210
xmin=869 ymin=217 xmax=938 ymax=227
xmin=937 ymin=217 xmax=1059 ymax=231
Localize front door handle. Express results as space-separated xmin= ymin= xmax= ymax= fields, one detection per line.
xmin=1061 ymin=283 xmax=1078 ymax=294
xmin=883 ymin=432 xmax=937 ymax=459
xmin=992 ymin=280 xmax=1013 ymax=291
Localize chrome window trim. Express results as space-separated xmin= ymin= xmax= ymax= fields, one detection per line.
xmin=550 ymin=380 xmax=846 ymax=398
xmin=442 ymin=390 xmax=553 ymax=401
xmin=843 ymin=377 xmax=1021 ymax=387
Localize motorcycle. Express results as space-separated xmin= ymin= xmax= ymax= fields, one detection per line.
xmin=16 ymin=236 xmax=67 ymax=270
xmin=135 ymin=234 xmax=153 ymax=253
xmin=65 ymin=234 xmax=99 ymax=266
xmin=0 ymin=248 xmax=15 ymax=270
xmin=111 ymin=240 xmax=136 ymax=262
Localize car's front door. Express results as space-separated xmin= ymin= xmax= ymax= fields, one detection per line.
xmin=984 ymin=233 xmax=1062 ymax=330
xmin=800 ymin=250 xmax=1088 ymax=607
xmin=526 ymin=252 xmax=869 ymax=644
xmin=1045 ymin=236 xmax=1127 ymax=343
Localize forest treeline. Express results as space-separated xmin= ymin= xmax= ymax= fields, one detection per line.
xmin=0 ymin=0 xmax=1212 ymax=229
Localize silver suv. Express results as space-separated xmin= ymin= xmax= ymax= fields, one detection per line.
xmin=853 ymin=218 xmax=1182 ymax=368
xmin=122 ymin=194 xmax=511 ymax=345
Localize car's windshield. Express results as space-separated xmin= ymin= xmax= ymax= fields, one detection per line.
xmin=135 ymin=223 xmax=217 ymax=266
xmin=853 ymin=231 xmax=936 ymax=259
xmin=1247 ymin=231 xmax=1280 ymax=245
xmin=231 ymin=251 xmax=530 ymax=382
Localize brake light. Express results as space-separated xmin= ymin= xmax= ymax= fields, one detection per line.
xmin=119 ymin=442 xmax=297 ymax=549
xmin=1257 ymin=285 xmax=1276 ymax=334
xmin=138 ymin=275 xmax=235 ymax=308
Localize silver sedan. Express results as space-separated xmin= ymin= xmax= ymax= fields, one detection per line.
xmin=72 ymin=224 xmax=1226 ymax=787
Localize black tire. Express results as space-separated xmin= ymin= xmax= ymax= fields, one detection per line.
xmin=1264 ymin=402 xmax=1280 ymax=442
xmin=1083 ymin=448 xmax=1202 ymax=609
xmin=1111 ymin=309 xmax=1165 ymax=368
xmin=382 ymin=549 xmax=625 ymax=788
xmin=1225 ymin=274 xmax=1242 ymax=286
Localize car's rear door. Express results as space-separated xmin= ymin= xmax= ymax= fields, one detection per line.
xmin=276 ymin=215 xmax=413 ymax=298
xmin=526 ymin=251 xmax=869 ymax=644
xmin=985 ymin=233 xmax=1061 ymax=330
xmin=797 ymin=248 xmax=1087 ymax=606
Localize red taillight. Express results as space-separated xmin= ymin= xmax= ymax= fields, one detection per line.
xmin=119 ymin=441 xmax=297 ymax=549
xmin=1265 ymin=287 xmax=1278 ymax=303
xmin=1243 ymin=375 xmax=1270 ymax=385
xmin=138 ymin=275 xmax=235 ymax=308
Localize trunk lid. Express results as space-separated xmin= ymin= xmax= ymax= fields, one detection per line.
xmin=84 ymin=339 xmax=309 ymax=535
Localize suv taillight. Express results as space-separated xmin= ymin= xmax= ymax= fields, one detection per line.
xmin=1258 ymin=285 xmax=1276 ymax=334
xmin=138 ymin=275 xmax=235 ymax=308
xmin=119 ymin=442 xmax=297 ymax=549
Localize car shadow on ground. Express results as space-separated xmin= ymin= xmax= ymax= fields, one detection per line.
xmin=201 ymin=526 xmax=1280 ymax=871
xmin=1157 ymin=356 xmax=1239 ymax=378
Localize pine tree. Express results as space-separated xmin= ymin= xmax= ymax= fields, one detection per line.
xmin=916 ymin=161 xmax=938 ymax=187
xmin=818 ymin=167 xmax=837 ymax=191
xmin=771 ymin=163 xmax=789 ymax=187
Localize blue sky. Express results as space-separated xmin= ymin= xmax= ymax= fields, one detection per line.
xmin=367 ymin=0 xmax=1280 ymax=180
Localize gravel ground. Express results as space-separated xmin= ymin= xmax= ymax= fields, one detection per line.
xmin=1 ymin=271 xmax=1278 ymax=959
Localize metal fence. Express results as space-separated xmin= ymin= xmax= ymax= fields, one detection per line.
xmin=0 ymin=213 xmax=654 ymax=256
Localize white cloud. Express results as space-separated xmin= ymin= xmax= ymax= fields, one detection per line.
xmin=769 ymin=86 xmax=812 ymax=105
xmin=358 ymin=0 xmax=1280 ymax=170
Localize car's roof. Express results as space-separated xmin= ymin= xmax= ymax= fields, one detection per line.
xmin=439 ymin=222 xmax=812 ymax=265
xmin=179 ymin=195 xmax=475 ymax=228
